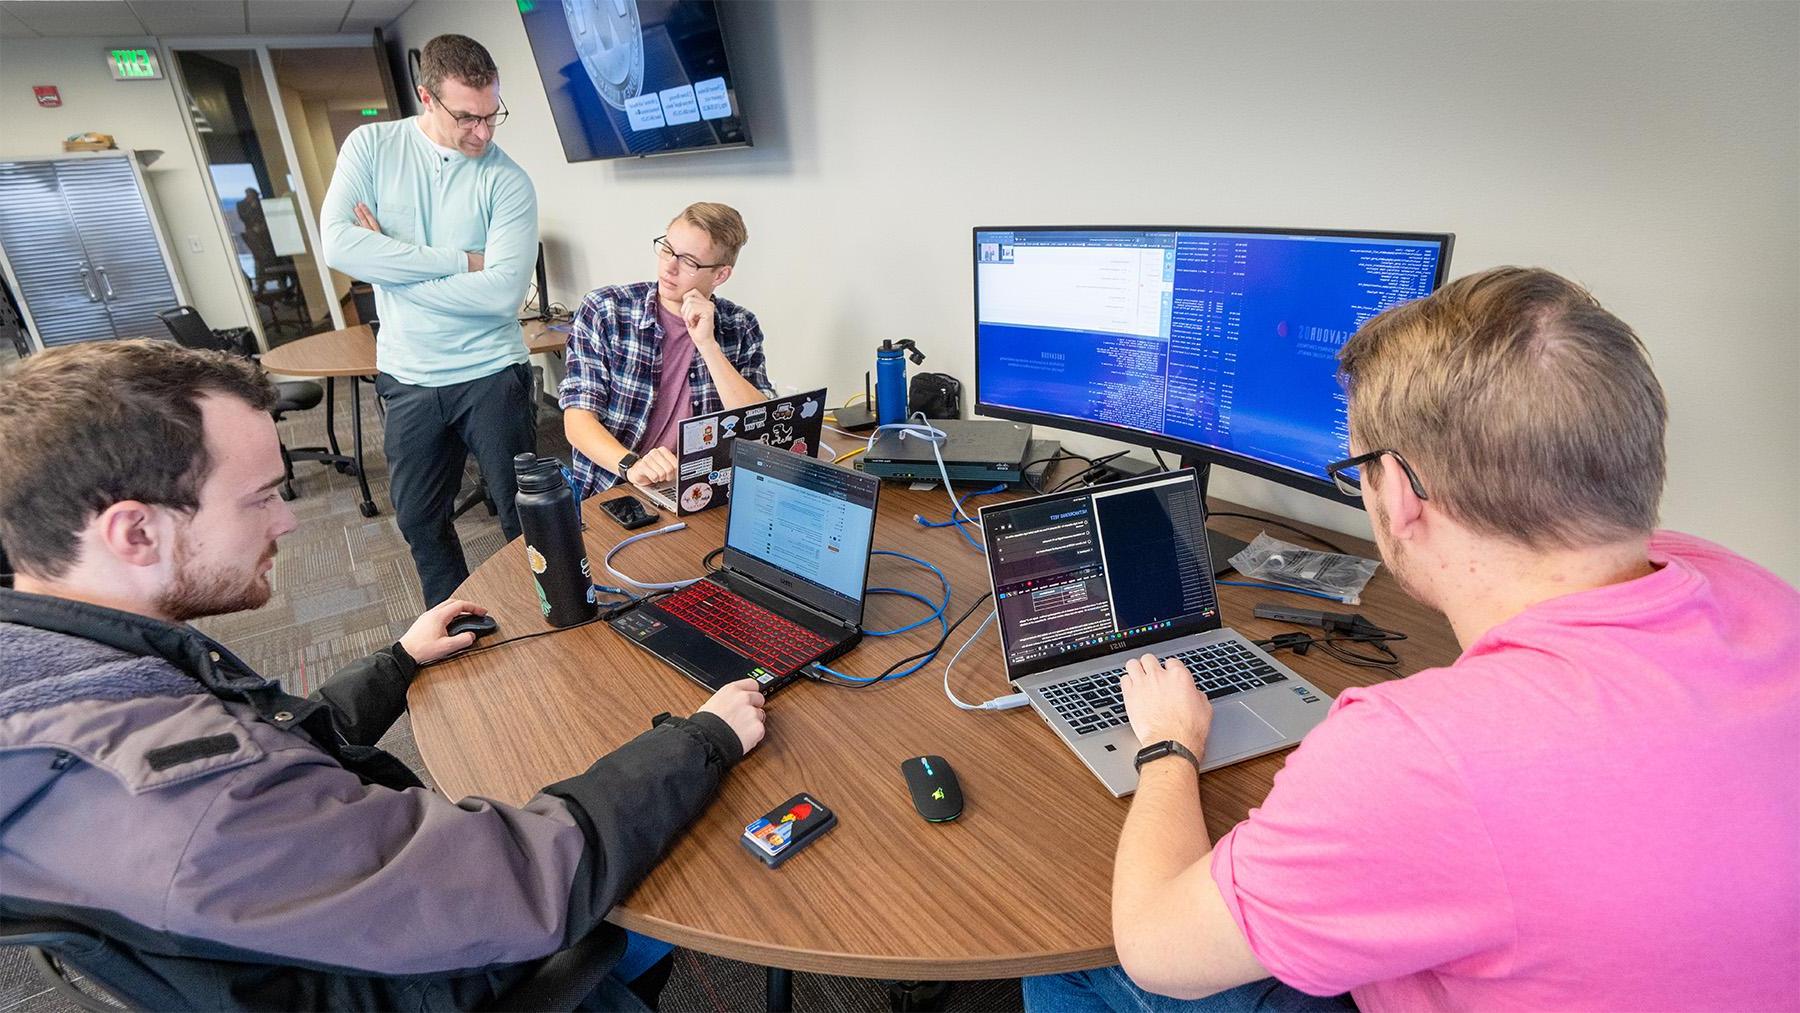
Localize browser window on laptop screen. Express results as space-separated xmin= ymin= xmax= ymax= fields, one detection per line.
xmin=725 ymin=444 xmax=879 ymax=615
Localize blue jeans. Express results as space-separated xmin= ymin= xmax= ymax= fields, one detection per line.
xmin=1024 ymin=966 xmax=1355 ymax=1013
xmin=614 ymin=931 xmax=674 ymax=983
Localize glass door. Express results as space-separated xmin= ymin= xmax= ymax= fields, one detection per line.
xmin=175 ymin=48 xmax=334 ymax=346
xmin=267 ymin=45 xmax=401 ymax=329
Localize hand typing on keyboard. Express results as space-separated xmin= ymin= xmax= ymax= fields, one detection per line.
xmin=1120 ymin=653 xmax=1214 ymax=760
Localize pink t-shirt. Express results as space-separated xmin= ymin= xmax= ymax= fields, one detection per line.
xmin=1211 ymin=531 xmax=1800 ymax=1011
xmin=638 ymin=302 xmax=697 ymax=455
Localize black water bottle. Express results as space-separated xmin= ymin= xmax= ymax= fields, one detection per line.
xmin=513 ymin=453 xmax=598 ymax=627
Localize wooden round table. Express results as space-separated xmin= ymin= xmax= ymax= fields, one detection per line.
xmin=408 ymin=482 xmax=1457 ymax=983
xmin=259 ymin=321 xmax=568 ymax=517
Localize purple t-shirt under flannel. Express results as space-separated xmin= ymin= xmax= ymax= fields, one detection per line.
xmin=557 ymin=281 xmax=771 ymax=497
xmin=639 ymin=302 xmax=697 ymax=455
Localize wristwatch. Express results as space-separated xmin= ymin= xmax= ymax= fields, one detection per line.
xmin=1134 ymin=739 xmax=1203 ymax=776
xmin=617 ymin=451 xmax=641 ymax=475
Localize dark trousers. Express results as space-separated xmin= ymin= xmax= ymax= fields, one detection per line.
xmin=376 ymin=363 xmax=536 ymax=606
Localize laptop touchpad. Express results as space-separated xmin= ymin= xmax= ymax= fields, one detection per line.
xmin=1201 ymin=701 xmax=1285 ymax=763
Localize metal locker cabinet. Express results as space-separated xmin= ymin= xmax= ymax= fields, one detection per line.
xmin=0 ymin=151 xmax=186 ymax=349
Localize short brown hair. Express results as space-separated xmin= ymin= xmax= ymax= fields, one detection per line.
xmin=0 ymin=340 xmax=276 ymax=578
xmin=418 ymin=34 xmax=497 ymax=93
xmin=672 ymin=202 xmax=748 ymax=265
xmin=1339 ymin=267 xmax=1667 ymax=549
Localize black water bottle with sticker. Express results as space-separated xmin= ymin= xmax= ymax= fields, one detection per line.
xmin=513 ymin=453 xmax=597 ymax=627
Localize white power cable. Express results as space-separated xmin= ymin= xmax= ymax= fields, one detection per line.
xmin=942 ymin=608 xmax=1029 ymax=711
xmin=604 ymin=522 xmax=703 ymax=591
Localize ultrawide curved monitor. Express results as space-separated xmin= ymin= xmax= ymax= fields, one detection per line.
xmin=972 ymin=226 xmax=1453 ymax=506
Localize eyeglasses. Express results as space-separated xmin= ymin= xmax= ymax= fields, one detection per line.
xmin=1325 ymin=448 xmax=1431 ymax=501
xmin=652 ymin=236 xmax=726 ymax=274
xmin=427 ymin=88 xmax=508 ymax=129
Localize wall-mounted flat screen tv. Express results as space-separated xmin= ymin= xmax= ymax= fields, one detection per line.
xmin=520 ymin=0 xmax=751 ymax=161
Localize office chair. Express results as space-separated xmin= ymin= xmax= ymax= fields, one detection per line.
xmin=1 ymin=913 xmax=622 ymax=1012
xmin=156 ymin=306 xmax=353 ymax=501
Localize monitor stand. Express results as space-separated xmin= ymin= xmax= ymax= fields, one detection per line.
xmin=1184 ymin=458 xmax=1249 ymax=575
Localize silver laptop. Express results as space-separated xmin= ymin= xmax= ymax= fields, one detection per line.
xmin=977 ymin=469 xmax=1332 ymax=796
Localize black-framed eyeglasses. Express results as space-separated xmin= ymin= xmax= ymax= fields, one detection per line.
xmin=427 ymin=87 xmax=508 ymax=129
xmin=652 ymin=236 xmax=726 ymax=274
xmin=1325 ymin=449 xmax=1431 ymax=501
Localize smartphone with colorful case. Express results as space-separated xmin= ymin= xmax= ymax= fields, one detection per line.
xmin=741 ymin=793 xmax=837 ymax=868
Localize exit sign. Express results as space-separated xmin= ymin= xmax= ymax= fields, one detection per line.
xmin=360 ymin=108 xmax=380 ymax=116
xmin=107 ymin=48 xmax=163 ymax=80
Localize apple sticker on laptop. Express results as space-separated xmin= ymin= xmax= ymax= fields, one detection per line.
xmin=800 ymin=399 xmax=819 ymax=419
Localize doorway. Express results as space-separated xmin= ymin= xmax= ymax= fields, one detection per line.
xmin=170 ymin=40 xmax=400 ymax=348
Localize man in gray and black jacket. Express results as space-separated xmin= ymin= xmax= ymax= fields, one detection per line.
xmin=0 ymin=340 xmax=767 ymax=1010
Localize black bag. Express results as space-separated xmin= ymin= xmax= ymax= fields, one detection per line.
xmin=908 ymin=372 xmax=962 ymax=419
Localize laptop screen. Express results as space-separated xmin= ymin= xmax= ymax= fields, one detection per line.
xmin=724 ymin=440 xmax=881 ymax=624
xmin=979 ymin=470 xmax=1221 ymax=680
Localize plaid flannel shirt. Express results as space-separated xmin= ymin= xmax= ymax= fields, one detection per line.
xmin=558 ymin=280 xmax=772 ymax=496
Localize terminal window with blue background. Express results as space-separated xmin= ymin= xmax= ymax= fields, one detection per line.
xmin=975 ymin=229 xmax=1443 ymax=482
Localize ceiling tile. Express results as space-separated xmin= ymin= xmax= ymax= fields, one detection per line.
xmin=124 ymin=0 xmax=246 ymax=35
xmin=0 ymin=1 xmax=150 ymax=36
xmin=339 ymin=0 xmax=410 ymax=33
xmin=0 ymin=6 xmax=42 ymax=35
xmin=245 ymin=0 xmax=351 ymax=34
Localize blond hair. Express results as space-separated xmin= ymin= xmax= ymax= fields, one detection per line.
xmin=672 ymin=202 xmax=748 ymax=265
xmin=1338 ymin=267 xmax=1666 ymax=548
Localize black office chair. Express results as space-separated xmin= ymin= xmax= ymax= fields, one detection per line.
xmin=2 ymin=913 xmax=621 ymax=1012
xmin=157 ymin=306 xmax=352 ymax=501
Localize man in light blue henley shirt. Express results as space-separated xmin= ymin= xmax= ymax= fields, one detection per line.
xmin=321 ymin=34 xmax=539 ymax=606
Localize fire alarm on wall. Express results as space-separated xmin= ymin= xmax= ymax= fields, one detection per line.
xmin=34 ymin=86 xmax=61 ymax=108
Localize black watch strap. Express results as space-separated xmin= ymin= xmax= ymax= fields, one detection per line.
xmin=617 ymin=451 xmax=640 ymax=474
xmin=1134 ymin=739 xmax=1203 ymax=776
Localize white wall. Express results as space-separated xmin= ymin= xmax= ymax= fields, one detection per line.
xmin=0 ymin=34 xmax=249 ymax=329
xmin=319 ymin=2 xmax=1800 ymax=583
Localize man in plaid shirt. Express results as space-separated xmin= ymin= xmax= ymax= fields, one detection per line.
xmin=560 ymin=203 xmax=772 ymax=498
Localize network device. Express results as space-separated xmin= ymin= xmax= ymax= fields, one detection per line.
xmin=972 ymin=225 xmax=1452 ymax=564
xmin=978 ymin=469 xmax=1331 ymax=796
xmin=608 ymin=441 xmax=880 ymax=696
xmin=859 ymin=419 xmax=1034 ymax=484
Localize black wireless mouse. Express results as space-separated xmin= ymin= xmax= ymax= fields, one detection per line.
xmin=447 ymin=613 xmax=499 ymax=639
xmin=900 ymin=755 xmax=963 ymax=823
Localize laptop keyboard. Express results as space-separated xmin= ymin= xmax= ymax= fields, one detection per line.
xmin=1039 ymin=640 xmax=1288 ymax=737
xmin=656 ymin=581 xmax=835 ymax=676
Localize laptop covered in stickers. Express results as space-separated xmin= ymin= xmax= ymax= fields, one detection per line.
xmin=634 ymin=388 xmax=827 ymax=517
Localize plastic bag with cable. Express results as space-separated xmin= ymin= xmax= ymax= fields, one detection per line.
xmin=1228 ymin=532 xmax=1379 ymax=605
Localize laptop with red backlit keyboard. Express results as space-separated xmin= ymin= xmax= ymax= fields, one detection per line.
xmin=607 ymin=440 xmax=882 ymax=695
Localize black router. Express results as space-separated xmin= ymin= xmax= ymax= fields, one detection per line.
xmin=860 ymin=420 xmax=1034 ymax=484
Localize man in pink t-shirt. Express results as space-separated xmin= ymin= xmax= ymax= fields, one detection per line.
xmin=1025 ymin=268 xmax=1800 ymax=1012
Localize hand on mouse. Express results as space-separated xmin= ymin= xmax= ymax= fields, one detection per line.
xmin=1120 ymin=652 xmax=1213 ymax=759
xmin=400 ymin=598 xmax=490 ymax=664
xmin=696 ymin=678 xmax=766 ymax=756
xmin=625 ymin=446 xmax=679 ymax=486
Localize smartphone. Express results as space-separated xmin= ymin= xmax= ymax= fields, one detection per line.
xmin=741 ymin=793 xmax=837 ymax=868
xmin=598 ymin=494 xmax=656 ymax=530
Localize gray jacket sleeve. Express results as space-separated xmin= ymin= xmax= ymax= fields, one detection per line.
xmin=160 ymin=710 xmax=738 ymax=976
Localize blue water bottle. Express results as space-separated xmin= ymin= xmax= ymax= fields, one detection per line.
xmin=875 ymin=338 xmax=925 ymax=425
